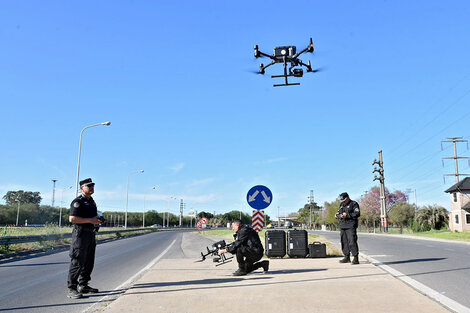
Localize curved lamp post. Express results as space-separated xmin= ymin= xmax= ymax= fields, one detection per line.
xmin=143 ymin=186 xmax=157 ymax=227
xmin=125 ymin=170 xmax=144 ymax=228
xmin=165 ymin=196 xmax=176 ymax=227
xmin=75 ymin=121 xmax=111 ymax=196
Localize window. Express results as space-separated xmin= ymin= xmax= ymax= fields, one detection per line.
xmin=455 ymin=214 xmax=459 ymax=224
xmin=453 ymin=193 xmax=458 ymax=202
xmin=466 ymin=214 xmax=470 ymax=224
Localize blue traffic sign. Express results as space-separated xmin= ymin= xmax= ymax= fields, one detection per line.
xmin=247 ymin=185 xmax=273 ymax=210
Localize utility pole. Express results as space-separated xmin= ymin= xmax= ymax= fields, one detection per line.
xmin=372 ymin=150 xmax=387 ymax=232
xmin=179 ymin=199 xmax=184 ymax=227
xmin=441 ymin=137 xmax=469 ymax=183
xmin=308 ymin=190 xmax=314 ymax=229
xmin=414 ymin=189 xmax=417 ymax=212
xmin=52 ymin=179 xmax=58 ymax=207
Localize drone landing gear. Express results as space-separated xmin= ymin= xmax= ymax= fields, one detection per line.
xmin=271 ymin=57 xmax=301 ymax=87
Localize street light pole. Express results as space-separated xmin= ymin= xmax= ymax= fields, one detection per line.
xmin=125 ymin=170 xmax=144 ymax=229
xmin=15 ymin=199 xmax=20 ymax=226
xmin=165 ymin=196 xmax=176 ymax=227
xmin=143 ymin=186 xmax=157 ymax=227
xmin=51 ymin=179 xmax=57 ymax=207
xmin=75 ymin=121 xmax=111 ymax=196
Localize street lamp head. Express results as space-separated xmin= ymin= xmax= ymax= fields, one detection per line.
xmin=102 ymin=121 xmax=111 ymax=126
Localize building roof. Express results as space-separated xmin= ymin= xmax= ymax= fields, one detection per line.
xmin=445 ymin=177 xmax=470 ymax=193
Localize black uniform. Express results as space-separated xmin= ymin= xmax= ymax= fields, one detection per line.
xmin=67 ymin=194 xmax=98 ymax=290
xmin=227 ymin=224 xmax=264 ymax=273
xmin=338 ymin=200 xmax=360 ymax=257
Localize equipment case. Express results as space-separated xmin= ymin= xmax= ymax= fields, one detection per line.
xmin=308 ymin=241 xmax=327 ymax=258
xmin=265 ymin=230 xmax=286 ymax=258
xmin=287 ymin=229 xmax=308 ymax=258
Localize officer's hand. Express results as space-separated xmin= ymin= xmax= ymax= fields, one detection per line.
xmin=219 ymin=249 xmax=227 ymax=255
xmin=341 ymin=213 xmax=347 ymax=218
xmin=90 ymin=216 xmax=101 ymax=225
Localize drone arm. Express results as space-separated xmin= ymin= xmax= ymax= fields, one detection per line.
xmin=297 ymin=59 xmax=313 ymax=72
xmin=257 ymin=50 xmax=277 ymax=60
xmin=261 ymin=60 xmax=276 ymax=70
xmin=293 ymin=38 xmax=314 ymax=59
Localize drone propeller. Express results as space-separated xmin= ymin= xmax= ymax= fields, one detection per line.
xmin=245 ymin=69 xmax=265 ymax=75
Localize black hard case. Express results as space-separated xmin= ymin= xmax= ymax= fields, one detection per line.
xmin=265 ymin=230 xmax=286 ymax=258
xmin=308 ymin=241 xmax=327 ymax=258
xmin=287 ymin=229 xmax=308 ymax=258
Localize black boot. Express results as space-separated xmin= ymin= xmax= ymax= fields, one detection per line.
xmin=232 ymin=268 xmax=247 ymax=276
xmin=67 ymin=288 xmax=83 ymax=299
xmin=339 ymin=255 xmax=350 ymax=263
xmin=261 ymin=260 xmax=269 ymax=273
xmin=351 ymin=256 xmax=359 ymax=265
xmin=77 ymin=285 xmax=99 ymax=293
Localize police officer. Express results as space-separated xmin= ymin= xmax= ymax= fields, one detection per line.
xmin=67 ymin=178 xmax=102 ymax=299
xmin=336 ymin=192 xmax=361 ymax=265
xmin=218 ymin=220 xmax=269 ymax=276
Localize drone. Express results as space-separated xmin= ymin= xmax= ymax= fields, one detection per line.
xmin=254 ymin=38 xmax=319 ymax=87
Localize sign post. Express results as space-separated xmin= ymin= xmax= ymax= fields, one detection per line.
xmin=247 ymin=185 xmax=272 ymax=232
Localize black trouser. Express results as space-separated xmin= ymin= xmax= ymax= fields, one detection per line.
xmin=340 ymin=227 xmax=359 ymax=257
xmin=235 ymin=246 xmax=263 ymax=273
xmin=67 ymin=227 xmax=96 ymax=289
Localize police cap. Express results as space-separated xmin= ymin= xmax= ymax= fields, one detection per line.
xmin=80 ymin=178 xmax=95 ymax=187
xmin=338 ymin=192 xmax=349 ymax=202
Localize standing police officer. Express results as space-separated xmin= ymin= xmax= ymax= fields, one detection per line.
xmin=67 ymin=178 xmax=102 ymax=299
xmin=218 ymin=220 xmax=269 ymax=276
xmin=336 ymin=192 xmax=361 ymax=265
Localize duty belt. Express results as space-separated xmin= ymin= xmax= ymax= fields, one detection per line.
xmin=74 ymin=225 xmax=96 ymax=233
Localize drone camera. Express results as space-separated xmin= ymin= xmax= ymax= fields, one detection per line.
xmin=274 ymin=46 xmax=296 ymax=59
xmin=292 ymin=68 xmax=303 ymax=77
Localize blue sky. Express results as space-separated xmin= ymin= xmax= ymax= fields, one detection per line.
xmin=1 ymin=1 xmax=469 ymax=218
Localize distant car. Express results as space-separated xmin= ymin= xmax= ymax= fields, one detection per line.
xmin=266 ymin=224 xmax=275 ymax=229
xmin=150 ymin=224 xmax=162 ymax=228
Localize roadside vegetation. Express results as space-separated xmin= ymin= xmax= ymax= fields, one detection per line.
xmin=0 ymin=225 xmax=158 ymax=256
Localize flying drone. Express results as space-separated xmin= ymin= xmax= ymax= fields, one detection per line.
xmin=254 ymin=38 xmax=319 ymax=87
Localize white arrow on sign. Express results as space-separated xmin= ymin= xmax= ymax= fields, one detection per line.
xmin=261 ymin=190 xmax=271 ymax=203
xmin=248 ymin=190 xmax=259 ymax=202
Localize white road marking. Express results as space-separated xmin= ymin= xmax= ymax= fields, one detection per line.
xmin=83 ymin=238 xmax=177 ymax=313
xmin=363 ymin=253 xmax=470 ymax=313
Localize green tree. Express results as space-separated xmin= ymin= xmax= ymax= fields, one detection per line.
xmin=298 ymin=202 xmax=321 ymax=228
xmin=197 ymin=211 xmax=214 ymax=219
xmin=323 ymin=200 xmax=340 ymax=230
xmin=388 ymin=202 xmax=415 ymax=233
xmin=144 ymin=210 xmax=162 ymax=226
xmin=415 ymin=205 xmax=448 ymax=231
xmin=3 ymin=190 xmax=42 ymax=205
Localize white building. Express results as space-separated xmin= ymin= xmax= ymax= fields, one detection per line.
xmin=445 ymin=177 xmax=470 ymax=232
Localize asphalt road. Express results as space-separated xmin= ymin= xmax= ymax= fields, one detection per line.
xmin=313 ymin=230 xmax=470 ymax=309
xmin=0 ymin=230 xmax=194 ymax=313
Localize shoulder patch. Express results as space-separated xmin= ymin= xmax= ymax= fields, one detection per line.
xmin=354 ymin=208 xmax=359 ymax=212
xmin=73 ymin=202 xmax=80 ymax=208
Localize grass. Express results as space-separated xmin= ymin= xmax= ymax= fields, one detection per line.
xmin=0 ymin=226 xmax=158 ymax=255
xmin=358 ymin=227 xmax=470 ymax=242
xmin=409 ymin=229 xmax=470 ymax=241
xmin=198 ymin=228 xmax=343 ymax=257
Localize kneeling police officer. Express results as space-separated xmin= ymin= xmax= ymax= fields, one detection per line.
xmin=218 ymin=220 xmax=269 ymax=276
xmin=67 ymin=178 xmax=103 ymax=299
